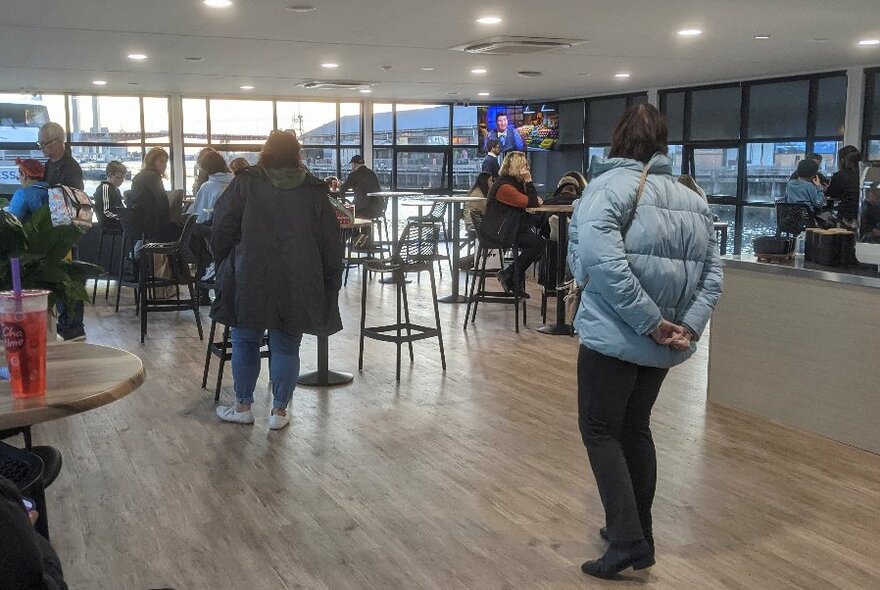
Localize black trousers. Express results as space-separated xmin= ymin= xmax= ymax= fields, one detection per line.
xmin=506 ymin=226 xmax=545 ymax=285
xmin=578 ymin=345 xmax=668 ymax=544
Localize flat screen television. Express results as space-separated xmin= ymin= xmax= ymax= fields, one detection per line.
xmin=478 ymin=104 xmax=559 ymax=153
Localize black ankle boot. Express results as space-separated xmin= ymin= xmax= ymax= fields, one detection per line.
xmin=581 ymin=540 xmax=655 ymax=579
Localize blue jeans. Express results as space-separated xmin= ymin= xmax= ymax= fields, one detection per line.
xmin=231 ymin=327 xmax=302 ymax=410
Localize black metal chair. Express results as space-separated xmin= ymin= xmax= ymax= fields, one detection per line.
xmin=407 ymin=200 xmax=452 ymax=276
xmin=91 ymin=217 xmax=124 ymax=304
xmin=358 ymin=222 xmax=446 ymax=381
xmin=0 ymin=441 xmax=50 ymax=539
xmin=137 ymin=215 xmax=204 ymax=343
xmin=776 ymin=203 xmax=814 ymax=237
xmin=463 ymin=211 xmax=527 ymax=333
xmin=202 ymin=320 xmax=270 ymax=402
xmin=114 ymin=208 xmax=144 ymax=313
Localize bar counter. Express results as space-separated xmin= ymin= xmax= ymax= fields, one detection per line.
xmin=708 ymin=256 xmax=880 ymax=454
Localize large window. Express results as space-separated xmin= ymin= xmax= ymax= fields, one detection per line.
xmin=182 ymin=98 xmax=362 ymax=190
xmin=865 ymin=68 xmax=880 ymax=161
xmin=661 ymin=72 xmax=847 ymax=253
xmin=371 ymin=103 xmax=478 ymax=191
xmin=585 ymin=94 xmax=649 ymax=178
xmin=0 ymin=93 xmax=64 ymax=194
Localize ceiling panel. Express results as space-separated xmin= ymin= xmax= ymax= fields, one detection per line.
xmin=0 ymin=0 xmax=878 ymax=100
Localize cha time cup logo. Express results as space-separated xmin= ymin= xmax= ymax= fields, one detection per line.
xmin=2 ymin=322 xmax=25 ymax=353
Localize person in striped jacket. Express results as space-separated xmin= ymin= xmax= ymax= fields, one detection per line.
xmin=93 ymin=160 xmax=127 ymax=231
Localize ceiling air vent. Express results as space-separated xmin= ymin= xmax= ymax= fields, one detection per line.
xmin=451 ymin=36 xmax=587 ymax=55
xmin=298 ymin=80 xmax=372 ymax=90
xmin=517 ymin=71 xmax=543 ymax=78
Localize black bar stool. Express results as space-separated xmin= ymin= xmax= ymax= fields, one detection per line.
xmin=463 ymin=212 xmax=527 ymax=333
xmin=202 ymin=320 xmax=270 ymax=402
xmin=91 ymin=219 xmax=124 ymax=304
xmin=358 ymin=222 xmax=446 ymax=381
xmin=137 ymin=215 xmax=204 ymax=343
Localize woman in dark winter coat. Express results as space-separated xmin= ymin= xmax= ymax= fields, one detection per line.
xmin=478 ymin=151 xmax=545 ymax=295
xmin=127 ymin=147 xmax=181 ymax=242
xmin=211 ymin=130 xmax=343 ymax=430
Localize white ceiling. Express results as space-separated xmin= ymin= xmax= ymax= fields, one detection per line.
xmin=1 ymin=0 xmax=879 ymax=101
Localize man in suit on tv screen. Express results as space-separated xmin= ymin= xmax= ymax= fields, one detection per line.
xmin=484 ymin=111 xmax=525 ymax=155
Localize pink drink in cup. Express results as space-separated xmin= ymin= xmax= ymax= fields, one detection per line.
xmin=0 ymin=290 xmax=50 ymax=398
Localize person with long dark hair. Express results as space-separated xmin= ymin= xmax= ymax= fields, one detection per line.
xmin=211 ymin=131 xmax=343 ymax=430
xmin=826 ymin=145 xmax=861 ymax=223
xmin=568 ymin=103 xmax=723 ymax=579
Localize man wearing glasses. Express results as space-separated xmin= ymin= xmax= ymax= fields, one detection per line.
xmin=38 ymin=122 xmax=83 ymax=191
xmin=38 ymin=122 xmax=86 ymax=341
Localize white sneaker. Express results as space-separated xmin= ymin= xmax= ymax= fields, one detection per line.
xmin=268 ymin=412 xmax=290 ymax=431
xmin=216 ymin=405 xmax=254 ymax=424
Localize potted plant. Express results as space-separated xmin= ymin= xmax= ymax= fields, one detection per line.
xmin=0 ymin=206 xmax=102 ymax=330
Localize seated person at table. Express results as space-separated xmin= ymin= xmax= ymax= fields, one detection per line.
xmin=338 ymin=154 xmax=383 ymax=219
xmin=229 ymin=157 xmax=251 ymax=176
xmin=128 ymin=147 xmax=183 ymax=242
xmin=789 ymin=152 xmax=829 ymax=187
xmin=536 ymin=175 xmax=583 ymax=286
xmin=480 ymin=151 xmax=545 ymax=296
xmin=782 ymin=158 xmax=825 ymax=211
xmin=0 ymin=474 xmax=68 ymax=589
xmin=481 ymin=139 xmax=501 ymax=179
xmin=189 ymin=150 xmax=232 ymax=224
xmin=826 ymin=147 xmax=861 ymax=224
xmin=93 ymin=161 xmax=127 ymax=232
xmin=463 ymin=172 xmax=493 ymax=230
xmin=4 ymin=158 xmax=49 ymax=222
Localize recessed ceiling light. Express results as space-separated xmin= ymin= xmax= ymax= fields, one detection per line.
xmin=321 ymin=63 xmax=339 ymax=69
xmin=127 ymin=53 xmax=148 ymax=61
xmin=92 ymin=80 xmax=107 ymax=86
xmin=478 ymin=92 xmax=490 ymax=96
xmin=204 ymin=0 xmax=233 ymax=7
xmin=359 ymin=89 xmax=373 ymax=94
xmin=614 ymin=72 xmax=631 ymax=78
xmin=678 ymin=28 xmax=702 ymax=37
xmin=420 ymin=67 xmax=435 ymax=71
xmin=858 ymin=39 xmax=880 ymax=46
xmin=240 ymin=85 xmax=254 ymax=90
xmin=754 ymin=35 xmax=771 ymax=40
xmin=471 ymin=68 xmax=487 ymax=74
xmin=287 ymin=4 xmax=316 ymax=12
xmin=476 ymin=16 xmax=502 ymax=25
xmin=448 ymin=91 xmax=460 ymax=96
xmin=184 ymin=56 xmax=204 ymax=62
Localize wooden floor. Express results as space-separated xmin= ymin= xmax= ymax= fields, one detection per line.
xmin=26 ymin=267 xmax=880 ymax=589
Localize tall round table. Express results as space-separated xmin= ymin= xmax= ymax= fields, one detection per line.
xmin=526 ymin=204 xmax=575 ymax=336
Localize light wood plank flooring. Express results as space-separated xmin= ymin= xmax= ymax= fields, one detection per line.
xmin=23 ymin=268 xmax=880 ymax=589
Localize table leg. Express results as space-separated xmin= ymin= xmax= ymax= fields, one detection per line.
xmin=438 ymin=202 xmax=467 ymax=303
xmin=380 ymin=195 xmax=410 ymax=284
xmin=538 ymin=214 xmax=574 ymax=336
xmin=297 ymin=334 xmax=354 ymax=386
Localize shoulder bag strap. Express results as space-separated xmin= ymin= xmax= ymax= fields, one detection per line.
xmin=621 ymin=164 xmax=650 ymax=238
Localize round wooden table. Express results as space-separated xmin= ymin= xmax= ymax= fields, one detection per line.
xmin=0 ymin=343 xmax=146 ymax=430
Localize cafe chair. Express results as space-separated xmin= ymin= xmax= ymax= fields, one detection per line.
xmin=203 ymin=321 xmax=270 ymax=402
xmin=407 ymin=200 xmax=452 ymax=275
xmin=136 ymin=214 xmax=204 ymax=343
xmin=0 ymin=441 xmax=51 ymax=539
xmin=776 ymin=203 xmax=814 ymax=237
xmin=463 ymin=211 xmax=527 ymax=334
xmin=91 ymin=216 xmax=124 ymax=304
xmin=359 ymin=221 xmax=446 ymax=382
xmin=114 ymin=209 xmax=145 ymax=313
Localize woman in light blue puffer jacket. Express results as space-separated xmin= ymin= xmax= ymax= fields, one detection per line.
xmin=568 ymin=104 xmax=723 ymax=579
